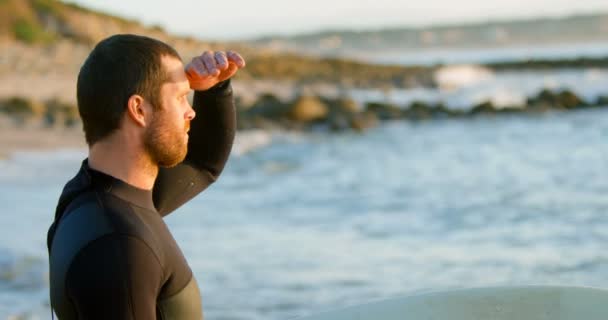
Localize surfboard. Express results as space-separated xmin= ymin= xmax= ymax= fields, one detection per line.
xmin=295 ymin=286 xmax=608 ymax=320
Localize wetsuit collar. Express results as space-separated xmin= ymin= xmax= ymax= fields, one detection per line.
xmin=81 ymin=159 xmax=157 ymax=211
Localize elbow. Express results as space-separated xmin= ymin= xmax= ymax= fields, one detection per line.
xmin=204 ymin=168 xmax=221 ymax=183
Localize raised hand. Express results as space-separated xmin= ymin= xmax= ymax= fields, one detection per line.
xmin=185 ymin=50 xmax=246 ymax=91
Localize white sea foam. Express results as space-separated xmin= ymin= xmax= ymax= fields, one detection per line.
xmin=351 ymin=69 xmax=608 ymax=110
xmin=232 ymin=130 xmax=274 ymax=156
xmin=434 ymin=65 xmax=495 ymax=91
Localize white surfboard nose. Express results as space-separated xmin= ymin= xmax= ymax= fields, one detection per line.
xmin=295 ymin=286 xmax=608 ymax=320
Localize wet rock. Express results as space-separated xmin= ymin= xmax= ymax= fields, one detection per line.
xmin=558 ymin=90 xmax=586 ymax=109
xmin=244 ymin=93 xmax=290 ymax=120
xmin=328 ymin=113 xmax=350 ymax=131
xmin=469 ymin=101 xmax=497 ymax=115
xmin=350 ymin=111 xmax=379 ymax=132
xmin=596 ymin=95 xmax=608 ymax=106
xmin=236 ymin=112 xmax=256 ymax=130
xmin=238 ymin=114 xmax=286 ymax=131
xmin=323 ymin=97 xmax=362 ymax=131
xmin=324 ymin=98 xmax=368 ymax=131
xmin=238 ymin=93 xmax=293 ymax=130
xmin=45 ymin=99 xmax=79 ymax=127
xmin=488 ymin=57 xmax=608 ymax=70
xmin=404 ymin=101 xmax=437 ymax=120
xmin=527 ymin=89 xmax=586 ymax=111
xmin=0 ymin=97 xmax=45 ymax=125
xmin=434 ymin=103 xmax=465 ymax=118
xmin=498 ymin=106 xmax=525 ymax=114
xmin=323 ymin=97 xmax=360 ymax=115
xmin=288 ymin=95 xmax=329 ymax=122
xmin=527 ymin=89 xmax=557 ymax=110
xmin=365 ymin=101 xmax=402 ymax=120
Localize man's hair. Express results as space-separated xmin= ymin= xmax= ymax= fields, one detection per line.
xmin=77 ymin=34 xmax=181 ymax=145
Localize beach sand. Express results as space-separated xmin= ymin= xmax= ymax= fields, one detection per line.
xmin=0 ymin=119 xmax=274 ymax=160
xmin=0 ymin=122 xmax=86 ymax=159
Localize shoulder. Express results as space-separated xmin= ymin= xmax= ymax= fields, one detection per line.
xmin=61 ymin=234 xmax=164 ymax=319
xmin=50 ymin=190 xmax=166 ymax=275
xmin=67 ymin=233 xmax=164 ymax=281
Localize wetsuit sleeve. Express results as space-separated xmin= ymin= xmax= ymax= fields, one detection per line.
xmin=153 ymin=80 xmax=236 ymax=216
xmin=65 ymin=234 xmax=164 ymax=319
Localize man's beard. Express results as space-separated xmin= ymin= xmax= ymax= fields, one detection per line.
xmin=144 ymin=111 xmax=189 ymax=168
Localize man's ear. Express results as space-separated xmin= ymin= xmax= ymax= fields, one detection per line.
xmin=126 ymin=94 xmax=151 ymax=127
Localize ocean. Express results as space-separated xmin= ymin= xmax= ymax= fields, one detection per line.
xmin=357 ymin=41 xmax=608 ymax=66
xmin=2 ymin=43 xmax=608 ymax=319
xmin=2 ymin=107 xmax=608 ymax=319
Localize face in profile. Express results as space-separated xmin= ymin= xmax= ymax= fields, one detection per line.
xmin=144 ymin=55 xmax=195 ymax=167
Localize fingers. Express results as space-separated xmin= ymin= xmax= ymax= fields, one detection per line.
xmin=186 ymin=58 xmax=208 ymax=78
xmin=187 ymin=50 xmax=245 ymax=81
xmin=226 ymin=51 xmax=246 ymax=68
xmin=216 ymin=62 xmax=239 ymax=82
xmin=202 ymin=51 xmax=220 ymax=76
xmin=214 ymin=51 xmax=228 ymax=70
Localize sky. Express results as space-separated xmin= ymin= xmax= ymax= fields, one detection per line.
xmin=67 ymin=0 xmax=608 ymax=40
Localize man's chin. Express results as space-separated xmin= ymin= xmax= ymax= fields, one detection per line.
xmin=154 ymin=147 xmax=188 ymax=168
xmin=158 ymin=155 xmax=187 ymax=168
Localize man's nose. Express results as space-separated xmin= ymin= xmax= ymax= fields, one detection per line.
xmin=186 ymin=104 xmax=196 ymax=121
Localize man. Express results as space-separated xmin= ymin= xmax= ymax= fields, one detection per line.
xmin=46 ymin=34 xmax=245 ymax=319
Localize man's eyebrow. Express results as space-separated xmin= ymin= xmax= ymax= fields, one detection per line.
xmin=178 ymin=84 xmax=191 ymax=95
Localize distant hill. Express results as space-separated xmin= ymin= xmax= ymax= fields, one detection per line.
xmin=2 ymin=0 xmax=608 ymax=106
xmin=250 ymin=13 xmax=608 ymax=55
xmin=0 ymin=0 xmax=439 ymax=104
xmin=1 ymin=0 xmax=164 ymax=44
xmin=0 ymin=0 xmax=256 ymax=55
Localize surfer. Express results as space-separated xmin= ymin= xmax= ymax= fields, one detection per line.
xmin=46 ymin=34 xmax=245 ymax=319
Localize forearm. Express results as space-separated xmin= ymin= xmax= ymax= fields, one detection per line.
xmin=185 ymin=79 xmax=236 ymax=178
xmin=153 ymin=51 xmax=243 ymax=215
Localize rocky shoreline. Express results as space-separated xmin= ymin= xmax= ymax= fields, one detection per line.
xmin=486 ymin=56 xmax=608 ymax=71
xmin=2 ymin=88 xmax=607 ymax=136
xmin=237 ymin=88 xmax=608 ymax=132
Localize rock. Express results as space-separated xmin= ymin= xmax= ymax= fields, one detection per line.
xmin=433 ymin=103 xmax=463 ymax=118
xmin=365 ymin=101 xmax=402 ymax=120
xmin=527 ymin=89 xmax=560 ymax=111
xmin=328 ymin=113 xmax=350 ymax=132
xmin=558 ymin=90 xmax=586 ymax=109
xmin=350 ymin=111 xmax=379 ymax=132
xmin=0 ymin=97 xmax=45 ymax=125
xmin=0 ymin=97 xmax=45 ymax=116
xmin=497 ymin=106 xmax=525 ymax=114
xmin=596 ymin=96 xmax=608 ymax=106
xmin=469 ymin=101 xmax=496 ymax=115
xmin=324 ymin=97 xmax=363 ymax=131
xmin=527 ymin=89 xmax=585 ymax=111
xmin=404 ymin=101 xmax=436 ymax=120
xmin=529 ymin=89 xmax=553 ymax=103
xmin=322 ymin=97 xmax=360 ymax=115
xmin=236 ymin=113 xmax=255 ymax=130
xmin=288 ymin=95 xmax=329 ymax=122
xmin=244 ymin=93 xmax=290 ymax=120
xmin=45 ymin=99 xmax=79 ymax=127
xmin=254 ymin=116 xmax=286 ymax=131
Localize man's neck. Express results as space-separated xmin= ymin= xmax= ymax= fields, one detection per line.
xmin=87 ymin=137 xmax=158 ymax=190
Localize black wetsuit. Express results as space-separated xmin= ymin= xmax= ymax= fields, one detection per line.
xmin=47 ymin=81 xmax=235 ymax=319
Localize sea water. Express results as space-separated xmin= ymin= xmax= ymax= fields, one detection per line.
xmin=358 ymin=41 xmax=608 ymax=66
xmin=2 ymin=107 xmax=608 ymax=319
